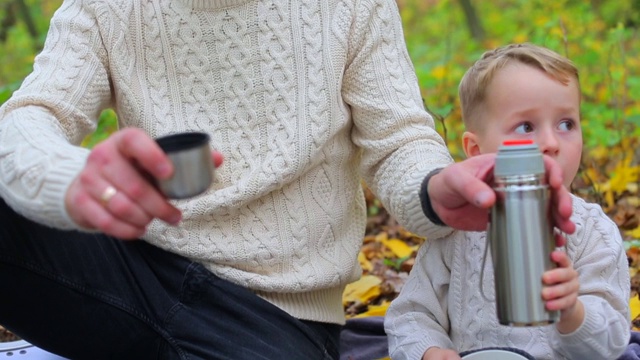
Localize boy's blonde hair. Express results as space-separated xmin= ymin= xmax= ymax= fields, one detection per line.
xmin=459 ymin=43 xmax=579 ymax=131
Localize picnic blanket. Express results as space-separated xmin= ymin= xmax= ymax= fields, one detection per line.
xmin=339 ymin=316 xmax=640 ymax=360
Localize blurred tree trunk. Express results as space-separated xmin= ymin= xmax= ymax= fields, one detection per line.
xmin=0 ymin=1 xmax=17 ymax=42
xmin=458 ymin=0 xmax=485 ymax=41
xmin=15 ymin=0 xmax=38 ymax=40
xmin=0 ymin=0 xmax=38 ymax=44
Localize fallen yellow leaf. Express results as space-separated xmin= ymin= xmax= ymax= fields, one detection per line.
xmin=358 ymin=251 xmax=373 ymax=272
xmin=593 ymin=179 xmax=610 ymax=194
xmin=380 ymin=238 xmax=413 ymax=258
xmin=375 ymin=232 xmax=389 ymax=243
xmin=630 ymin=296 xmax=640 ymax=322
xmin=588 ymin=146 xmax=609 ymax=164
xmin=627 ymin=226 xmax=640 ymax=239
xmin=610 ymin=159 xmax=640 ymax=195
xmin=343 ymin=275 xmax=382 ymax=306
xmin=353 ymin=301 xmax=390 ymax=318
xmin=604 ymin=189 xmax=615 ymax=210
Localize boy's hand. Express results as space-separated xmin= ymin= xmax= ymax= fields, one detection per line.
xmin=422 ymin=347 xmax=462 ymax=360
xmin=542 ymin=250 xmax=584 ymax=334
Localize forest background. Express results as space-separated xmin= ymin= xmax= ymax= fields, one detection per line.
xmin=0 ymin=0 xmax=640 ymax=335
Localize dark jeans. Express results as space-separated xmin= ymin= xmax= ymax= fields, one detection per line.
xmin=0 ymin=199 xmax=341 ymax=360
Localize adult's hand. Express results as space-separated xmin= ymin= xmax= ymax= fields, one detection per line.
xmin=428 ymin=153 xmax=575 ymax=236
xmin=65 ymin=128 xmax=224 ymax=239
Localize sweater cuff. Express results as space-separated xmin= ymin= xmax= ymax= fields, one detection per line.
xmin=41 ymin=151 xmax=90 ymax=229
xmin=420 ymin=167 xmax=445 ymax=226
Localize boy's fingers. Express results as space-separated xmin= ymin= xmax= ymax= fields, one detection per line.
xmin=545 ymin=292 xmax=578 ymax=311
xmin=551 ymin=185 xmax=575 ymax=235
xmin=554 ymin=232 xmax=566 ymax=247
xmin=542 ymin=274 xmax=579 ymax=298
xmin=550 ymin=250 xmax=570 ymax=267
xmin=542 ymin=155 xmax=564 ymax=188
xmin=543 ymin=155 xmax=576 ymax=235
xmin=543 ymin=268 xmax=573 ymax=285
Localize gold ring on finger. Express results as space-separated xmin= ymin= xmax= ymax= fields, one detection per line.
xmin=100 ymin=186 xmax=117 ymax=207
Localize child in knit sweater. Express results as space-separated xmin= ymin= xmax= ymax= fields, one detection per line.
xmin=385 ymin=43 xmax=630 ymax=360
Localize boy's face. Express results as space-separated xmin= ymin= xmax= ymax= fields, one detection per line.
xmin=462 ymin=63 xmax=583 ymax=188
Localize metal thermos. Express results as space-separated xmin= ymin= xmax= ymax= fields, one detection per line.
xmin=488 ymin=139 xmax=559 ymax=326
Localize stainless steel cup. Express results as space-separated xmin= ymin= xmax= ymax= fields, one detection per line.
xmin=155 ymin=132 xmax=213 ymax=199
xmin=488 ymin=140 xmax=559 ymax=326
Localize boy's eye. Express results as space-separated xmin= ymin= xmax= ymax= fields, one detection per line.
xmin=514 ymin=122 xmax=534 ymax=134
xmin=558 ymin=120 xmax=574 ymax=131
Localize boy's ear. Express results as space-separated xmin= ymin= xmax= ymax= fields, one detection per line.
xmin=462 ymin=131 xmax=481 ymax=157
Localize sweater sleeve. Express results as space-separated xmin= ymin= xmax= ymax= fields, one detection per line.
xmin=384 ymin=235 xmax=458 ymax=360
xmin=0 ymin=0 xmax=112 ymax=229
xmin=341 ymin=0 xmax=454 ymax=241
xmin=548 ymin=198 xmax=630 ymax=359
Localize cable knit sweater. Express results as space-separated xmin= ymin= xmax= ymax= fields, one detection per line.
xmin=0 ymin=0 xmax=453 ymax=324
xmin=385 ymin=195 xmax=631 ymax=359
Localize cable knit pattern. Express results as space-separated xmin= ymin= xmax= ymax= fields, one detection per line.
xmin=385 ymin=195 xmax=630 ymax=359
xmin=0 ymin=0 xmax=453 ymax=324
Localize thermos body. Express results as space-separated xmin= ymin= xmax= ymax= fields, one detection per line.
xmin=488 ymin=140 xmax=560 ymax=327
xmin=490 ymin=175 xmax=559 ymax=326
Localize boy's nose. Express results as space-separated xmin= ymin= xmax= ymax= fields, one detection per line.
xmin=537 ymin=131 xmax=560 ymax=156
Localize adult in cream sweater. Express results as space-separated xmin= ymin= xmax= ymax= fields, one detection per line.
xmin=0 ymin=0 xmax=574 ymax=358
